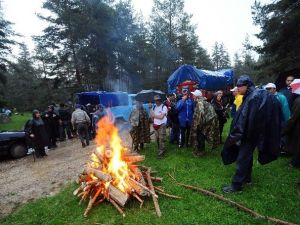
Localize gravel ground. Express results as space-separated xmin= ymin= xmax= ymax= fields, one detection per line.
xmin=0 ymin=123 xmax=133 ymax=218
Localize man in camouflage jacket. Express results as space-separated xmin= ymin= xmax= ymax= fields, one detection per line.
xmin=190 ymin=90 xmax=220 ymax=157
xmin=129 ymin=102 xmax=151 ymax=152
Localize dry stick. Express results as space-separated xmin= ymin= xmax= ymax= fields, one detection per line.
xmin=132 ymin=193 xmax=144 ymax=208
xmin=168 ymin=174 xmax=297 ymax=225
xmin=146 ymin=168 xmax=162 ymax=217
xmin=150 ymin=176 xmax=163 ymax=182
xmin=109 ymin=199 xmax=126 ymax=217
xmin=129 ymin=177 xmax=158 ymax=198
xmin=84 ymin=188 xmax=102 ymax=217
xmin=155 ymin=190 xmax=182 ymax=199
xmin=154 ymin=186 xmax=165 ymax=193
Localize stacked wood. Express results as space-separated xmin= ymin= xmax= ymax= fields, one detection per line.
xmin=74 ymin=151 xmax=180 ymax=217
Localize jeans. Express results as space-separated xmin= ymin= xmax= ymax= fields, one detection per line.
xmin=232 ymin=141 xmax=255 ymax=188
xmin=180 ymin=123 xmax=191 ymax=146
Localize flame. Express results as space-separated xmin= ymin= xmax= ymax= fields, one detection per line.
xmin=91 ymin=116 xmax=129 ymax=193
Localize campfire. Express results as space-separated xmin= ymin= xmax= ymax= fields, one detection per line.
xmin=74 ymin=116 xmax=179 ymax=217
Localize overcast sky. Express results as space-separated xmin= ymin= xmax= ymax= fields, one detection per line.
xmin=2 ymin=0 xmax=271 ymax=60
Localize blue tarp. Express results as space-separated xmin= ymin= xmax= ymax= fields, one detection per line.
xmin=167 ymin=64 xmax=234 ymax=93
xmin=77 ymin=91 xmax=129 ymax=107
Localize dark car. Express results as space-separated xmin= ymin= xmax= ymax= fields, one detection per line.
xmin=0 ymin=131 xmax=28 ymax=158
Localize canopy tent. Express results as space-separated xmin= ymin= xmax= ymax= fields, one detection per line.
xmin=167 ymin=64 xmax=234 ymax=94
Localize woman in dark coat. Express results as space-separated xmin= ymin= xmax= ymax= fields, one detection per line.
xmin=211 ymin=91 xmax=227 ymax=143
xmin=27 ymin=110 xmax=49 ymax=158
xmin=283 ymin=94 xmax=300 ymax=168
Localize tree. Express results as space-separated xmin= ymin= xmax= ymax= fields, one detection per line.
xmin=0 ymin=2 xmax=16 ymax=85
xmin=252 ymin=0 xmax=300 ymax=73
xmin=148 ymin=0 xmax=210 ymax=90
xmin=211 ymin=42 xmax=231 ymax=70
xmin=5 ymin=44 xmax=40 ymax=111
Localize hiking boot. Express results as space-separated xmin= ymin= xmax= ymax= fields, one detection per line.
xmin=82 ymin=142 xmax=86 ymax=148
xmin=222 ymin=185 xmax=242 ymax=193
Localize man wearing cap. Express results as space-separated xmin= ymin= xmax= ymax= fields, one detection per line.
xmin=71 ymin=104 xmax=91 ymax=148
xmin=150 ymin=95 xmax=168 ymax=158
xmin=222 ymin=76 xmax=281 ymax=193
xmin=265 ymin=83 xmax=291 ymax=122
xmin=230 ymin=87 xmax=243 ymax=118
xmin=190 ymin=90 xmax=219 ymax=157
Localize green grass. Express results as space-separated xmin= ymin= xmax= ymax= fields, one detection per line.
xmin=1 ymin=122 xmax=300 ymax=225
xmin=0 ymin=113 xmax=31 ymax=131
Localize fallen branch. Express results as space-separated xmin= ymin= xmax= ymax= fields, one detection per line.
xmin=155 ymin=190 xmax=182 ymax=199
xmin=132 ymin=193 xmax=144 ymax=208
xmin=129 ymin=177 xmax=157 ymax=198
xmin=168 ymin=173 xmax=297 ymax=225
xmin=84 ymin=188 xmax=101 ymax=217
xmin=146 ymin=168 xmax=162 ymax=217
xmin=109 ymin=199 xmax=125 ymax=217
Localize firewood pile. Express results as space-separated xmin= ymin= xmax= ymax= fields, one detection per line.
xmin=74 ymin=117 xmax=180 ymax=217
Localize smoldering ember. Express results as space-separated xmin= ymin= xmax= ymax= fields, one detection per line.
xmin=0 ymin=0 xmax=299 ymax=225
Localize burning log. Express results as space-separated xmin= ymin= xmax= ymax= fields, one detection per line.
xmin=84 ymin=167 xmax=112 ymax=182
xmin=108 ymin=184 xmax=129 ymax=207
xmin=74 ymin=116 xmax=178 ymax=217
xmin=123 ymin=154 xmax=145 ymax=163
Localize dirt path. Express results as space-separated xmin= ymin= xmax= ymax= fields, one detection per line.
xmin=0 ymin=124 xmax=133 ymax=218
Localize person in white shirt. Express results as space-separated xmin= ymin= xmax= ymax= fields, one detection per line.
xmin=150 ymin=95 xmax=168 ymax=158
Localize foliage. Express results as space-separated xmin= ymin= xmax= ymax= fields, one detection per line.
xmin=0 ymin=2 xmax=16 ymax=85
xmin=252 ymin=0 xmax=300 ymax=74
xmin=1 ymin=122 xmax=300 ymax=225
xmin=211 ymin=42 xmax=231 ymax=70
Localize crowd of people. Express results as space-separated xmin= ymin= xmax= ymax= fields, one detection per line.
xmin=25 ymin=103 xmax=107 ymax=157
xmin=129 ymin=75 xmax=300 ymax=193
xmin=24 ymin=74 xmax=299 ymax=193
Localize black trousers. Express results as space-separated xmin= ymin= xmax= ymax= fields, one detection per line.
xmin=180 ymin=125 xmax=191 ymax=146
xmin=232 ymin=141 xmax=255 ymax=188
xmin=196 ymin=128 xmax=205 ymax=152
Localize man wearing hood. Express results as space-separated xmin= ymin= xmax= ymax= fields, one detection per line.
xmin=189 ymin=90 xmax=219 ymax=157
xmin=222 ymin=76 xmax=281 ymax=193
xmin=129 ymin=101 xmax=150 ymax=152
xmin=26 ymin=110 xmax=49 ymax=158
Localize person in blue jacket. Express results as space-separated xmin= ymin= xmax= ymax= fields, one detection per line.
xmin=176 ymin=91 xmax=195 ymax=148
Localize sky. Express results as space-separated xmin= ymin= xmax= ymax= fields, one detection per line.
xmin=2 ymin=0 xmax=272 ymax=60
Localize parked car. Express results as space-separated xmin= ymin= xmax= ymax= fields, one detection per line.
xmin=0 ymin=131 xmax=28 ymax=158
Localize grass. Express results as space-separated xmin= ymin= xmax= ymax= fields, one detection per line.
xmin=0 ymin=113 xmax=31 ymax=131
xmin=1 ymin=122 xmax=300 ymax=225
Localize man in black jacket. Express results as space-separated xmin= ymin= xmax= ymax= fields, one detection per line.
xmin=42 ymin=105 xmax=60 ymax=149
xmin=222 ymin=76 xmax=281 ymax=193
xmin=279 ymin=75 xmax=295 ymax=110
